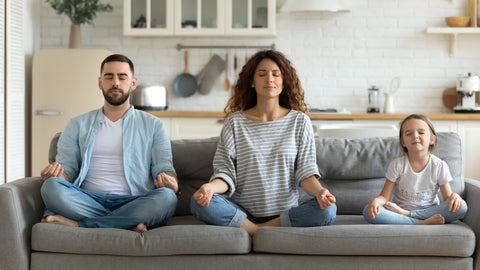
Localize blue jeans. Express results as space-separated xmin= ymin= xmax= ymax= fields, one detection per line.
xmin=41 ymin=177 xmax=178 ymax=229
xmin=190 ymin=193 xmax=336 ymax=227
xmin=362 ymin=200 xmax=468 ymax=225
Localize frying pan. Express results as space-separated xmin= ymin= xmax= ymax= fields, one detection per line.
xmin=173 ymin=50 xmax=197 ymax=97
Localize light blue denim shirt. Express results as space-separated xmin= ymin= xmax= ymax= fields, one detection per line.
xmin=56 ymin=106 xmax=175 ymax=196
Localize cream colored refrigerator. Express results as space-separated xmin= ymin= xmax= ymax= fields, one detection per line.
xmin=31 ymin=49 xmax=111 ymax=176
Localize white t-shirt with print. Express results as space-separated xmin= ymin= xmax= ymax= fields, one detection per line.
xmin=386 ymin=154 xmax=452 ymax=211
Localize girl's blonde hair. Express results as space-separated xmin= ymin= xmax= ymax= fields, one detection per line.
xmin=399 ymin=114 xmax=436 ymax=154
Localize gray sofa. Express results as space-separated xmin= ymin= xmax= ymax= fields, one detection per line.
xmin=1 ymin=132 xmax=479 ymax=270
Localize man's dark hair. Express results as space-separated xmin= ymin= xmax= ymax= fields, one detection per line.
xmin=100 ymin=54 xmax=134 ymax=75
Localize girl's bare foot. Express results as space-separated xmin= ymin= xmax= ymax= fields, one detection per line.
xmin=44 ymin=215 xmax=79 ymax=227
xmin=419 ymin=214 xmax=445 ymax=225
xmin=384 ymin=202 xmax=411 ymax=216
xmin=132 ymin=223 xmax=147 ymax=233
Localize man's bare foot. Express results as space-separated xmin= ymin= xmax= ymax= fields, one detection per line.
xmin=384 ymin=202 xmax=411 ymax=216
xmin=132 ymin=223 xmax=147 ymax=233
xmin=419 ymin=214 xmax=445 ymax=225
xmin=44 ymin=215 xmax=79 ymax=227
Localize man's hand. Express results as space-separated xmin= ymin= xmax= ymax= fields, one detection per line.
xmin=155 ymin=172 xmax=179 ymax=193
xmin=316 ymin=188 xmax=336 ymax=209
xmin=40 ymin=162 xmax=69 ymax=181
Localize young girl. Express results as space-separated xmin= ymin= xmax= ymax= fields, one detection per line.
xmin=363 ymin=114 xmax=467 ymax=225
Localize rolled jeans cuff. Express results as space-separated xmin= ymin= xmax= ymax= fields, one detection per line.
xmin=279 ymin=210 xmax=292 ymax=227
xmin=228 ymin=208 xmax=247 ymax=227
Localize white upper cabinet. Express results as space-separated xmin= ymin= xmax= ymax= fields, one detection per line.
xmin=174 ymin=0 xmax=225 ymax=36
xmin=225 ymin=0 xmax=276 ymax=36
xmin=124 ymin=0 xmax=276 ymax=36
xmin=124 ymin=0 xmax=174 ymax=36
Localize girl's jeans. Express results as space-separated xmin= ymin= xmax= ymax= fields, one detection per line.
xmin=363 ymin=200 xmax=468 ymax=225
xmin=41 ymin=177 xmax=178 ymax=229
xmin=190 ymin=193 xmax=337 ymax=227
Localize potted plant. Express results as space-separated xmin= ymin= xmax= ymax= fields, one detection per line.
xmin=45 ymin=0 xmax=113 ymax=48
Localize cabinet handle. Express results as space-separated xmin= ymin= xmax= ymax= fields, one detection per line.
xmin=216 ymin=119 xmax=225 ymax=124
xmin=35 ymin=110 xmax=63 ymax=116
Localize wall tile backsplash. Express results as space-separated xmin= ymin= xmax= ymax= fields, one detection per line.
xmin=39 ymin=0 xmax=480 ymax=113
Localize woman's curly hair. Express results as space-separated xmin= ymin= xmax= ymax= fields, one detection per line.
xmin=224 ymin=50 xmax=307 ymax=116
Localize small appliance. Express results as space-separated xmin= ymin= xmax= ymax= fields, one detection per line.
xmin=130 ymin=85 xmax=168 ymax=110
xmin=454 ymin=73 xmax=480 ymax=113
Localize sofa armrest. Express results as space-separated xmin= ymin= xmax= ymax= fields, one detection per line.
xmin=0 ymin=177 xmax=44 ymax=270
xmin=464 ymin=178 xmax=480 ymax=270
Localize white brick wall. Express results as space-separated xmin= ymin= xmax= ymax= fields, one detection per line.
xmin=38 ymin=0 xmax=480 ymax=113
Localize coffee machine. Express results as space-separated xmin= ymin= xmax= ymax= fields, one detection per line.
xmin=454 ymin=73 xmax=480 ymax=113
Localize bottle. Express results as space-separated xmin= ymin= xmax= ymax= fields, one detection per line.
xmin=367 ymin=86 xmax=380 ymax=113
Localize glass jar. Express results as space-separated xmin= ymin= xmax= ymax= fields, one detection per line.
xmin=367 ymin=85 xmax=380 ymax=113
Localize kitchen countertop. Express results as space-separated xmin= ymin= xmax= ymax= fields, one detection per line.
xmin=146 ymin=111 xmax=480 ymax=120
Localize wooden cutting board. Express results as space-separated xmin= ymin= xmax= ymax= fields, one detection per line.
xmin=442 ymin=87 xmax=458 ymax=109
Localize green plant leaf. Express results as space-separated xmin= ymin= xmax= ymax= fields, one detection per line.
xmin=45 ymin=0 xmax=113 ymax=25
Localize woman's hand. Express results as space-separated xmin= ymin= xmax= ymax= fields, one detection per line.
xmin=155 ymin=172 xmax=179 ymax=193
xmin=447 ymin=192 xmax=463 ymax=212
xmin=193 ymin=183 xmax=215 ymax=207
xmin=316 ymin=188 xmax=336 ymax=209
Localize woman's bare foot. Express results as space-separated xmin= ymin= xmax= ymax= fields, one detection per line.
xmin=43 ymin=215 xmax=79 ymax=227
xmin=419 ymin=214 xmax=445 ymax=225
xmin=132 ymin=223 xmax=147 ymax=233
xmin=384 ymin=202 xmax=411 ymax=216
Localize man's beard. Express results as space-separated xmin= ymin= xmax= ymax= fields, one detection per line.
xmin=102 ymin=87 xmax=131 ymax=106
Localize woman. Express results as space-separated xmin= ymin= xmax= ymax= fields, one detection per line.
xmin=190 ymin=50 xmax=336 ymax=236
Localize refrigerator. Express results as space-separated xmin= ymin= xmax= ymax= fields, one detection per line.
xmin=31 ymin=49 xmax=111 ymax=176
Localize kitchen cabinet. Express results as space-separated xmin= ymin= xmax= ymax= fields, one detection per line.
xmin=124 ymin=0 xmax=276 ymax=36
xmin=457 ymin=121 xmax=480 ymax=180
xmin=174 ymin=0 xmax=225 ymax=36
xmin=225 ymin=0 xmax=276 ymax=36
xmin=123 ymin=0 xmax=174 ymax=36
xmin=162 ymin=117 xmax=223 ymax=139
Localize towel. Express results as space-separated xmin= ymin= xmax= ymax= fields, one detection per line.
xmin=196 ymin=54 xmax=226 ymax=95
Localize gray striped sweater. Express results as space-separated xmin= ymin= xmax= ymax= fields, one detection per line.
xmin=210 ymin=110 xmax=319 ymax=217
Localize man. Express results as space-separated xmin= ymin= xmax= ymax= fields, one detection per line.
xmin=40 ymin=54 xmax=178 ymax=233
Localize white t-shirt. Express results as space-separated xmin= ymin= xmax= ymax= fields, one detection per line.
xmin=81 ymin=117 xmax=131 ymax=195
xmin=386 ymin=154 xmax=452 ymax=211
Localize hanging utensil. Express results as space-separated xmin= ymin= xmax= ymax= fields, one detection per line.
xmin=223 ymin=52 xmax=230 ymax=90
xmin=173 ymin=50 xmax=197 ymax=97
xmin=388 ymin=77 xmax=401 ymax=95
xmin=232 ymin=52 xmax=238 ymax=90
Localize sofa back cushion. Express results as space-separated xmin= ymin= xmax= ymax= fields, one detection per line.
xmin=49 ymin=132 xmax=464 ymax=217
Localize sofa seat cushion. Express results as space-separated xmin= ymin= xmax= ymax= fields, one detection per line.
xmin=32 ymin=216 xmax=250 ymax=256
xmin=253 ymin=215 xmax=475 ymax=257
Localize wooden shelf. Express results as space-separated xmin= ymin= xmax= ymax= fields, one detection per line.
xmin=426 ymin=27 xmax=480 ymax=57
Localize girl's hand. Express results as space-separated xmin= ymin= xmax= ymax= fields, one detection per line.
xmin=193 ymin=183 xmax=215 ymax=207
xmin=366 ymin=198 xmax=383 ymax=219
xmin=447 ymin=192 xmax=463 ymax=212
xmin=316 ymin=188 xmax=336 ymax=209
